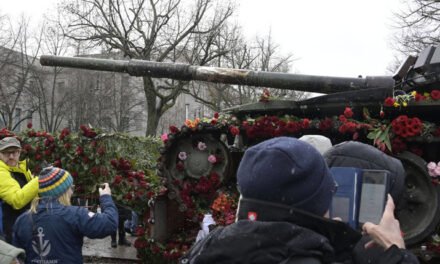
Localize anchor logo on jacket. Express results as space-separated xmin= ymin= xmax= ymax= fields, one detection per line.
xmin=32 ymin=227 xmax=51 ymax=256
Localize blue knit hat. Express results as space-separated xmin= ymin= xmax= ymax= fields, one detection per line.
xmin=39 ymin=167 xmax=74 ymax=197
xmin=237 ymin=137 xmax=336 ymax=216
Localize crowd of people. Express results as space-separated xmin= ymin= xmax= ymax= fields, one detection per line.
xmin=0 ymin=137 xmax=118 ymax=264
xmin=0 ymin=134 xmax=423 ymax=263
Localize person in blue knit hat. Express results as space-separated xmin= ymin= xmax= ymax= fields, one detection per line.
xmin=12 ymin=167 xmax=118 ymax=264
xmin=181 ymin=137 xmax=418 ymax=264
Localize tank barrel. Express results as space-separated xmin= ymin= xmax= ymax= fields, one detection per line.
xmin=40 ymin=55 xmax=395 ymax=94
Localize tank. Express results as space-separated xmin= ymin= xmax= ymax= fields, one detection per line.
xmin=40 ymin=45 xmax=440 ymax=260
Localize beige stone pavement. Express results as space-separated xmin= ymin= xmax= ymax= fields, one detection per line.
xmin=83 ymin=234 xmax=138 ymax=262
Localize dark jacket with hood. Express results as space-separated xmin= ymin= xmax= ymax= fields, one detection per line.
xmin=181 ymin=198 xmax=419 ymax=264
xmin=323 ymin=141 xmax=405 ymax=207
xmin=323 ymin=141 xmax=418 ymax=264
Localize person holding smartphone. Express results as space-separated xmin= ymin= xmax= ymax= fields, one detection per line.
xmin=324 ymin=141 xmax=414 ymax=264
xmin=12 ymin=167 xmax=118 ymax=264
xmin=181 ymin=137 xmax=418 ymax=264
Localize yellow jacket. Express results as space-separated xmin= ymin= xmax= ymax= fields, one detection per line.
xmin=0 ymin=160 xmax=38 ymax=210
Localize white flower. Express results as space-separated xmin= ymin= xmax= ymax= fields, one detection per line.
xmin=198 ymin=142 xmax=207 ymax=151
xmin=178 ymin=152 xmax=187 ymax=161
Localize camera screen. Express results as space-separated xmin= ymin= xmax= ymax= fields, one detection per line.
xmin=358 ymin=171 xmax=388 ymax=225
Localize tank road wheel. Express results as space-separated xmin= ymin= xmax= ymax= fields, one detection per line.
xmin=164 ymin=133 xmax=231 ymax=181
xmin=161 ymin=132 xmax=232 ymax=209
xmin=396 ymin=151 xmax=440 ymax=246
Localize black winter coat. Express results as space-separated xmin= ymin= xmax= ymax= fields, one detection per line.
xmin=181 ymin=198 xmax=419 ymax=264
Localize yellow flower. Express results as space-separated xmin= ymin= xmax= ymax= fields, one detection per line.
xmin=411 ymin=91 xmax=417 ymax=97
xmin=403 ymin=101 xmax=408 ymax=107
xmin=393 ymin=102 xmax=400 ymax=107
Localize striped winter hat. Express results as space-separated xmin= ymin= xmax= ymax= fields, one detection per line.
xmin=39 ymin=166 xmax=74 ymax=197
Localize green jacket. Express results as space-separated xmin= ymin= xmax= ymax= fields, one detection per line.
xmin=0 ymin=160 xmax=38 ymax=210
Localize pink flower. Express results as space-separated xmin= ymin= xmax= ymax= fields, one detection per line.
xmin=161 ymin=133 xmax=168 ymax=143
xmin=208 ymin=155 xmax=217 ymax=164
xmin=435 ymin=166 xmax=440 ymax=176
xmin=178 ymin=152 xmax=187 ymax=161
xmin=198 ymin=142 xmax=207 ymax=151
xmin=428 ymin=162 xmax=437 ymax=171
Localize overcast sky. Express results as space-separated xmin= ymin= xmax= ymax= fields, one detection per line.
xmin=2 ymin=0 xmax=404 ymax=77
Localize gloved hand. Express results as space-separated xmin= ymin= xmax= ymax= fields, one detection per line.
xmin=99 ymin=183 xmax=112 ymax=196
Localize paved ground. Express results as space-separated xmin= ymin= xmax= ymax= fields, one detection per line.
xmin=83 ymin=235 xmax=139 ymax=263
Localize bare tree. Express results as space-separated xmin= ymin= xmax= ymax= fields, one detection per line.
xmin=0 ymin=15 xmax=42 ymax=131
xmin=62 ymin=0 xmax=234 ymax=135
xmin=27 ymin=15 xmax=73 ymax=132
xmin=393 ymin=0 xmax=440 ymax=54
xmin=184 ymin=29 xmax=303 ymax=112
xmin=63 ymin=64 xmax=145 ymax=133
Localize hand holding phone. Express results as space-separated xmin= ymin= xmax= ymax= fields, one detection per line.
xmin=99 ymin=183 xmax=111 ymax=196
xmin=358 ymin=170 xmax=390 ymax=226
xmin=362 ymin=195 xmax=405 ymax=249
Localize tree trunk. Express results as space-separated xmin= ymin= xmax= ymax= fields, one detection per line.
xmin=143 ymin=77 xmax=160 ymax=136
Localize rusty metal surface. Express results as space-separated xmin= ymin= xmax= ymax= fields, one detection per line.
xmin=39 ymin=55 xmax=394 ymax=94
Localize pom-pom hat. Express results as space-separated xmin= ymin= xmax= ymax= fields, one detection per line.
xmin=237 ymin=137 xmax=336 ymax=216
xmin=39 ymin=167 xmax=74 ymax=197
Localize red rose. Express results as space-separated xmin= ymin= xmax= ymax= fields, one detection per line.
xmin=91 ymin=166 xmax=100 ymax=175
xmin=339 ymin=115 xmax=347 ymax=123
xmin=54 ymin=160 xmax=61 ymax=167
xmin=384 ymin=97 xmax=395 ymax=107
xmin=214 ymin=112 xmax=219 ymax=119
xmin=391 ymin=137 xmax=407 ymax=154
xmin=230 ymin=126 xmax=240 ymax=136
xmin=75 ymin=146 xmax=83 ymax=155
xmin=169 ymin=125 xmax=179 ymax=134
xmin=124 ymin=193 xmax=133 ymax=200
xmin=27 ymin=122 xmax=32 ymax=129
xmin=113 ymin=175 xmax=123 ymax=185
xmin=343 ymin=107 xmax=354 ymax=118
xmin=23 ymin=144 xmax=32 ymax=152
xmin=302 ymin=118 xmax=310 ymax=129
xmin=319 ymin=118 xmax=333 ymax=131
xmin=176 ymin=161 xmax=184 ymax=171
xmin=415 ymin=93 xmax=426 ymax=102
xmin=431 ymin=89 xmax=440 ymax=100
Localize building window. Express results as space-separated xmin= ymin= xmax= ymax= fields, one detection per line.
xmin=57 ymin=81 xmax=66 ymax=94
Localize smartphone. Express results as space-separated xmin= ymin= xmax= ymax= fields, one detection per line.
xmin=329 ymin=167 xmax=363 ymax=229
xmin=358 ymin=170 xmax=390 ymax=226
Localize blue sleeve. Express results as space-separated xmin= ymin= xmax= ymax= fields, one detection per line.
xmin=12 ymin=211 xmax=32 ymax=249
xmin=77 ymin=195 xmax=118 ymax=238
